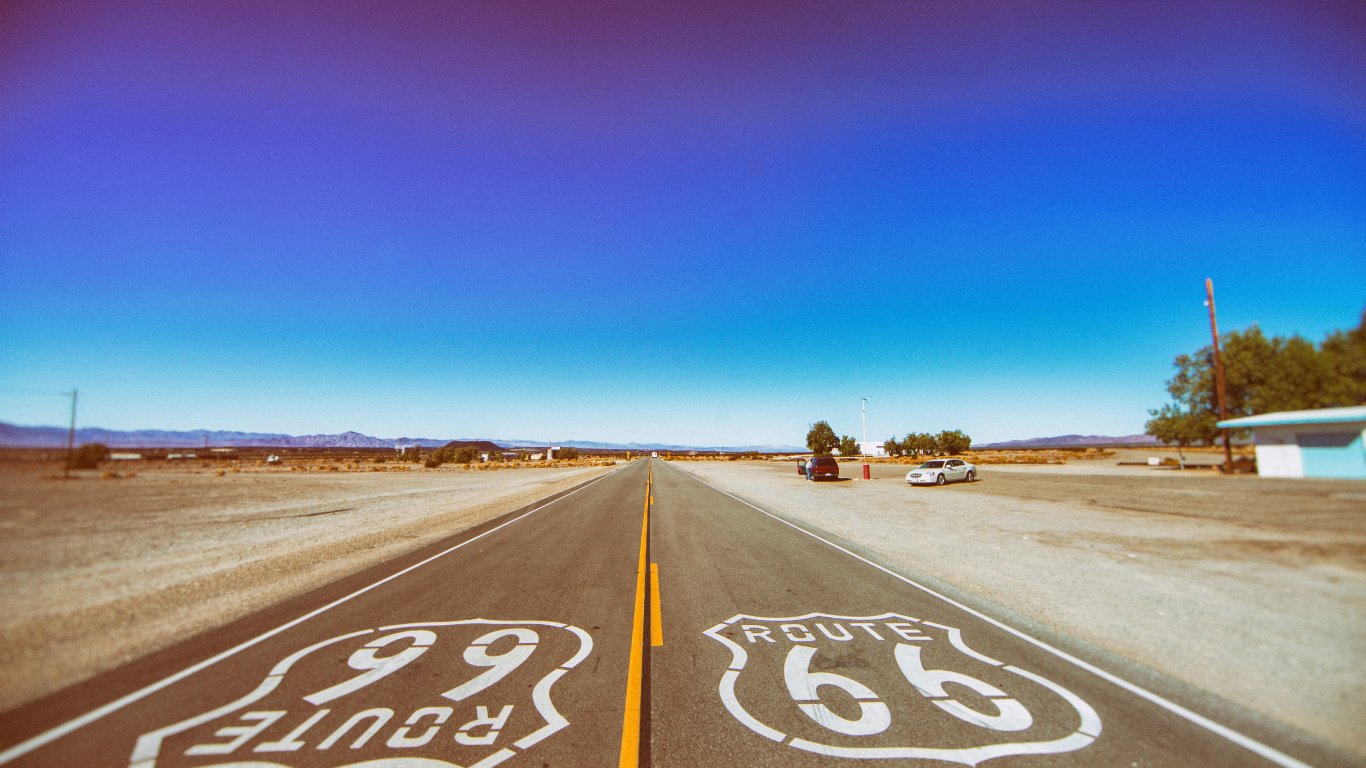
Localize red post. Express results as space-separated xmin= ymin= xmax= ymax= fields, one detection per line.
xmin=863 ymin=464 xmax=870 ymax=480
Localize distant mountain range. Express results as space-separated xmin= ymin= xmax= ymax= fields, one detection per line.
xmin=0 ymin=421 xmax=1162 ymax=453
xmin=974 ymin=434 xmax=1161 ymax=449
xmin=0 ymin=423 xmax=452 ymax=449
xmin=0 ymin=422 xmax=804 ymax=453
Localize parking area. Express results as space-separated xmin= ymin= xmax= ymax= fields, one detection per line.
xmin=682 ymin=458 xmax=1366 ymax=756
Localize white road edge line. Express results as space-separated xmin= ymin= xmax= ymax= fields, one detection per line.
xmin=677 ymin=466 xmax=1315 ymax=768
xmin=0 ymin=466 xmax=625 ymax=765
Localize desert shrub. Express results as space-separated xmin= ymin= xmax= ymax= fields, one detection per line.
xmin=558 ymin=447 xmax=580 ymax=460
xmin=443 ymin=446 xmax=478 ymax=464
xmin=425 ymin=457 xmax=444 ymax=468
xmin=69 ymin=442 xmax=109 ymax=469
xmin=430 ymin=443 xmax=480 ymax=464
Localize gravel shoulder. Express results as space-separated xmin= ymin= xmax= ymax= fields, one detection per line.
xmin=0 ymin=463 xmax=612 ymax=713
xmin=679 ymin=458 xmax=1366 ymax=756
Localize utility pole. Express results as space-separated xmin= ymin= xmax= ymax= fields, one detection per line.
xmin=64 ymin=388 xmax=78 ymax=479
xmin=1205 ymin=279 xmax=1233 ymax=474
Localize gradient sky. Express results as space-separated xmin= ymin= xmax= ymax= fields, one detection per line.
xmin=2 ymin=0 xmax=1364 ymax=447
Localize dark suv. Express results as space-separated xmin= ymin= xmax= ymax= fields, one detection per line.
xmin=807 ymin=456 xmax=840 ymax=481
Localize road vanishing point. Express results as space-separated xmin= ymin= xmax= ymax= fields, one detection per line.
xmin=0 ymin=459 xmax=1352 ymax=767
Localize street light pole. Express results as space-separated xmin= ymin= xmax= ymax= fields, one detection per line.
xmin=64 ymin=388 xmax=77 ymax=479
xmin=1205 ymin=279 xmax=1233 ymax=474
xmin=861 ymin=396 xmax=870 ymax=447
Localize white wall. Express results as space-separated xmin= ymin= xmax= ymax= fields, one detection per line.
xmin=1253 ymin=428 xmax=1304 ymax=478
xmin=1253 ymin=423 xmax=1366 ymax=478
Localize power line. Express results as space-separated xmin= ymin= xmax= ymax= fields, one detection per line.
xmin=0 ymin=387 xmax=78 ymax=397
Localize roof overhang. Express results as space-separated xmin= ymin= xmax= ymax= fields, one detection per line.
xmin=1217 ymin=406 xmax=1366 ymax=429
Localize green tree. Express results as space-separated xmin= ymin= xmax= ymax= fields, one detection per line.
xmin=883 ymin=438 xmax=901 ymax=457
xmin=838 ymin=435 xmax=859 ymax=457
xmin=1147 ymin=310 xmax=1366 ymax=447
xmin=905 ymin=432 xmax=937 ymax=456
xmin=559 ymin=446 xmax=580 ymax=460
xmin=1143 ymin=404 xmax=1211 ymax=468
xmin=806 ymin=421 xmax=839 ymax=456
xmin=1319 ymin=309 xmax=1366 ymax=407
xmin=937 ymin=430 xmax=971 ymax=455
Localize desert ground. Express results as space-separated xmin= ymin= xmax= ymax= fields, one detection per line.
xmin=2 ymin=449 xmax=1362 ymax=757
xmin=0 ymin=460 xmax=614 ymax=713
xmin=682 ymin=454 xmax=1366 ymax=755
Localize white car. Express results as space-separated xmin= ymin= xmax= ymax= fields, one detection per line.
xmin=906 ymin=458 xmax=976 ymax=486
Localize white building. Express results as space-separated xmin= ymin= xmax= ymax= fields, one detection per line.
xmin=1217 ymin=406 xmax=1366 ymax=479
xmin=856 ymin=441 xmax=888 ymax=457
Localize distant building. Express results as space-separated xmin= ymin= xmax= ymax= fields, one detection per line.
xmin=1217 ymin=406 xmax=1366 ymax=479
xmin=856 ymin=441 xmax=888 ymax=457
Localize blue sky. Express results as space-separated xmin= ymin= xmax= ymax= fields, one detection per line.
xmin=2 ymin=0 xmax=1363 ymax=447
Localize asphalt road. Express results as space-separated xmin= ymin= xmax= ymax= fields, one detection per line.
xmin=0 ymin=459 xmax=1353 ymax=767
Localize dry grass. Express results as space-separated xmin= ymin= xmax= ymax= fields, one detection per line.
xmin=826 ymin=449 xmax=1117 ymax=465
xmin=0 ymin=463 xmax=615 ymax=711
xmin=965 ymin=449 xmax=1113 ymax=465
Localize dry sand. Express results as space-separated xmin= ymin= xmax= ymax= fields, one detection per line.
xmin=0 ymin=463 xmax=612 ymax=713
xmin=679 ymin=458 xmax=1366 ymax=756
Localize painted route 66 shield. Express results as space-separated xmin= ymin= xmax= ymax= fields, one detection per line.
xmin=126 ymin=619 xmax=592 ymax=768
xmin=704 ymin=612 xmax=1101 ymax=765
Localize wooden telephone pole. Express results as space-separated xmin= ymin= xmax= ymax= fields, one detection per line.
xmin=1205 ymin=280 xmax=1233 ymax=473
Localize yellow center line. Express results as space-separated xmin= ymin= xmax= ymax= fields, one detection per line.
xmin=649 ymin=563 xmax=663 ymax=647
xmin=619 ymin=472 xmax=650 ymax=768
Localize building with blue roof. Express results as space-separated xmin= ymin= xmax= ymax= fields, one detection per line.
xmin=1217 ymin=406 xmax=1366 ymax=479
